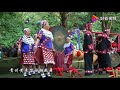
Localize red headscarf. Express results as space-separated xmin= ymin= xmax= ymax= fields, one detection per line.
xmin=85 ymin=23 xmax=92 ymax=31
xmin=85 ymin=23 xmax=94 ymax=51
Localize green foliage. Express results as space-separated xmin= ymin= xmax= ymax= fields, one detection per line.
xmin=110 ymin=13 xmax=120 ymax=33
xmin=22 ymin=12 xmax=61 ymax=36
xmin=0 ymin=12 xmax=24 ymax=46
xmin=92 ymin=20 xmax=102 ymax=32
xmin=101 ymin=12 xmax=120 ymax=33
xmin=0 ymin=12 xmax=120 ymax=47
xmin=71 ymin=34 xmax=78 ymax=45
xmin=67 ymin=12 xmax=90 ymax=29
xmin=0 ymin=12 xmax=61 ymax=47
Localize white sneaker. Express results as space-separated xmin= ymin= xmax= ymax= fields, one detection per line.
xmin=19 ymin=69 xmax=23 ymax=73
xmin=41 ymin=73 xmax=46 ymax=78
xmin=23 ymin=72 xmax=27 ymax=77
xmin=28 ymin=71 xmax=32 ymax=76
xmin=32 ymin=71 xmax=36 ymax=75
xmin=38 ymin=70 xmax=41 ymax=74
xmin=47 ymin=72 xmax=51 ymax=77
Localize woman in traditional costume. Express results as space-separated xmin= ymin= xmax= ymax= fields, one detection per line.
xmin=63 ymin=37 xmax=75 ymax=72
xmin=34 ymin=20 xmax=55 ymax=78
xmin=18 ymin=28 xmax=35 ymax=77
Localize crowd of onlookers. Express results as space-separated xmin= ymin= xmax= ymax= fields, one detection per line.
xmin=0 ymin=43 xmax=18 ymax=58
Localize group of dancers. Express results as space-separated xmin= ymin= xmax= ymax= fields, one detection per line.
xmin=17 ymin=20 xmax=74 ymax=78
xmin=83 ymin=23 xmax=111 ymax=76
xmin=83 ymin=22 xmax=120 ymax=77
xmin=17 ymin=20 xmax=120 ymax=78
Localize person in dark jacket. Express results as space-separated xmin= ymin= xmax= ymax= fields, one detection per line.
xmin=83 ymin=22 xmax=95 ymax=76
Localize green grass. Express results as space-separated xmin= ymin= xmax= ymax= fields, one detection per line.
xmin=0 ymin=57 xmax=20 ymax=74
xmin=0 ymin=58 xmax=118 ymax=78
xmin=0 ymin=71 xmax=112 ymax=78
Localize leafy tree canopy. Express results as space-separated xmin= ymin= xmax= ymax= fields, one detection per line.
xmin=0 ymin=12 xmax=119 ymax=47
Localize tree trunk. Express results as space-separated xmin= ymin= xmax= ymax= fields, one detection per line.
xmin=101 ymin=12 xmax=106 ymax=31
xmin=59 ymin=12 xmax=68 ymax=28
xmin=101 ymin=12 xmax=112 ymax=32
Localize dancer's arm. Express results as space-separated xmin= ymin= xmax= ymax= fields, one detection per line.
xmin=34 ymin=38 xmax=40 ymax=52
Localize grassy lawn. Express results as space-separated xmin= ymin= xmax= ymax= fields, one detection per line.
xmin=0 ymin=57 xmax=118 ymax=78
xmin=0 ymin=57 xmax=20 ymax=74
xmin=0 ymin=71 xmax=112 ymax=78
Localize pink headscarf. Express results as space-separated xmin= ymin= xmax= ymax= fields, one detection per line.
xmin=85 ymin=23 xmax=92 ymax=30
xmin=41 ymin=20 xmax=49 ymax=27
